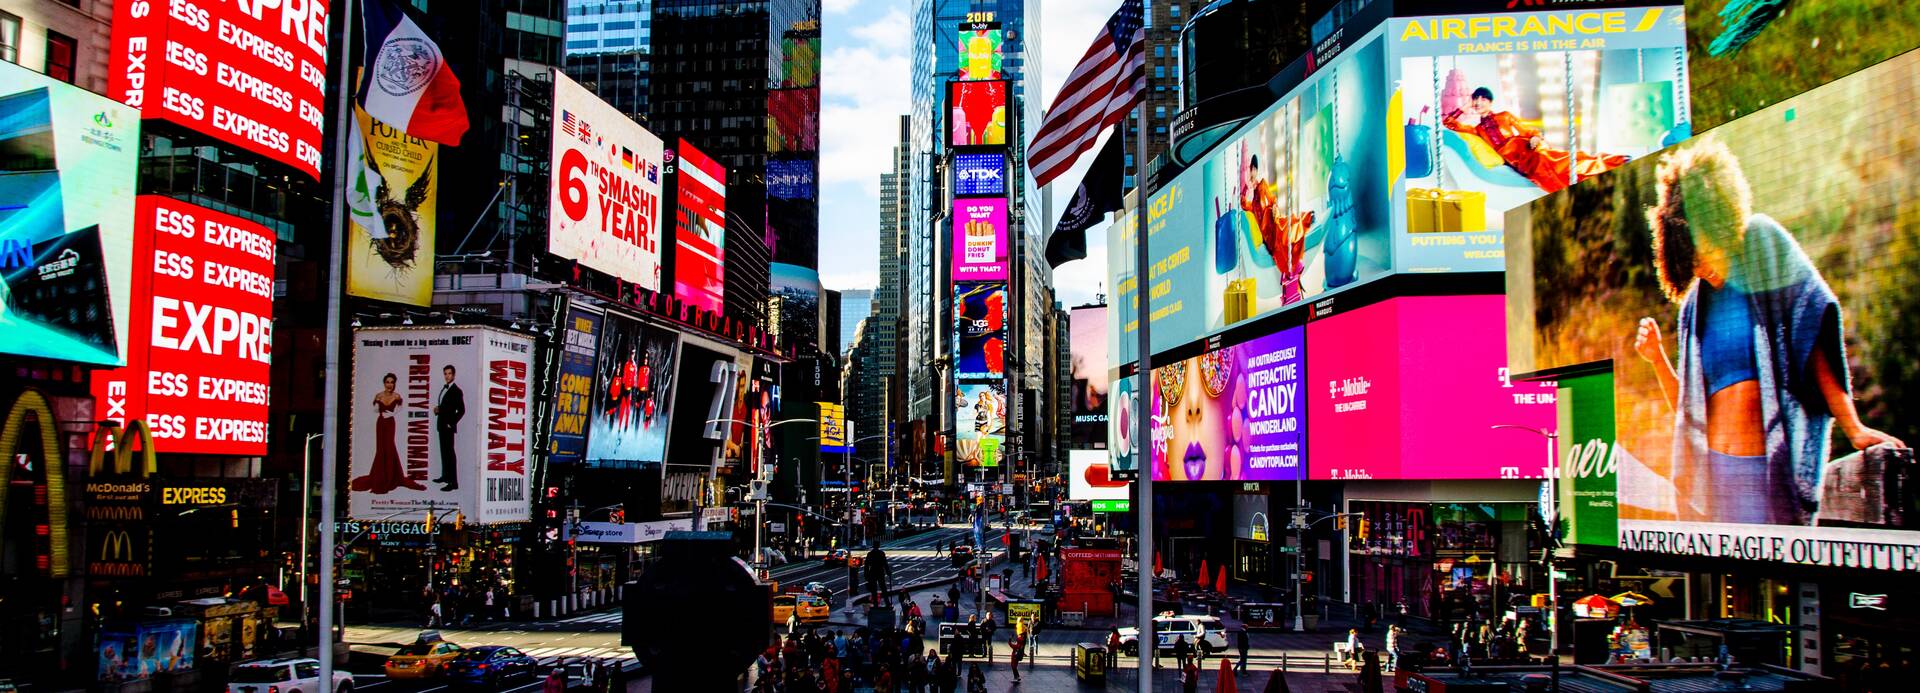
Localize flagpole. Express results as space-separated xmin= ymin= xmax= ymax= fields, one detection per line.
xmin=1131 ymin=101 xmax=1155 ymax=692
xmin=319 ymin=0 xmax=360 ymax=684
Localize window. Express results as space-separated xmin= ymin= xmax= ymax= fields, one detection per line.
xmin=45 ymin=31 xmax=75 ymax=82
xmin=1154 ymin=45 xmax=1165 ymax=58
xmin=294 ymin=662 xmax=319 ymax=679
xmin=0 ymin=13 xmax=18 ymax=63
xmin=1153 ymin=65 xmax=1165 ymax=78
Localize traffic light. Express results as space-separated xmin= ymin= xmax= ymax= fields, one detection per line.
xmin=424 ymin=510 xmax=436 ymax=533
xmin=453 ymin=512 xmax=465 ymax=531
xmin=1357 ymin=518 xmax=1371 ymax=542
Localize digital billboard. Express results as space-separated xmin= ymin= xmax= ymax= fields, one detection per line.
xmin=957 ymin=22 xmax=1003 ymax=81
xmin=956 ymin=381 xmax=1007 ymax=468
xmin=1307 ymin=295 xmax=1556 ymax=481
xmin=767 ymin=157 xmax=816 ymax=200
xmin=1388 ymin=6 xmax=1688 ymax=272
xmin=1507 ymin=51 xmax=1920 ymax=570
xmin=1149 ymin=327 xmax=1307 ymax=481
xmin=953 ymin=152 xmax=1008 ymax=197
xmin=91 ymin=197 xmax=275 ymax=456
xmin=673 ymin=139 xmax=727 ymax=314
xmin=1070 ymin=449 xmax=1129 ymax=502
xmin=1140 ymin=33 xmax=1392 ymax=356
xmin=954 ymin=283 xmax=1007 ymax=380
xmin=781 ymin=34 xmax=820 ymax=88
xmin=1109 ymin=374 xmax=1138 ymax=476
xmin=665 ymin=342 xmax=747 ymax=468
xmin=769 ymin=88 xmax=820 ymax=153
xmin=549 ymin=70 xmax=665 ymax=290
xmin=345 ymin=106 xmax=437 ymax=306
xmin=948 ymin=80 xmax=1008 ymax=147
xmin=1070 ymin=305 xmax=1109 ymax=449
xmin=109 ymin=0 xmax=331 ymax=179
xmin=1685 ymin=0 xmax=1920 ymax=133
xmin=350 ymin=327 xmax=534 ymax=524
xmin=818 ymin=401 xmax=848 ymax=453
xmin=951 ymin=198 xmax=1008 ymax=281
xmin=548 ymin=304 xmax=602 ymax=467
xmin=585 ymin=313 xmax=679 ymax=466
xmin=771 ymin=262 xmax=823 ymax=350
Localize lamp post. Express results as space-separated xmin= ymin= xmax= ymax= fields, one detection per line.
xmin=1283 ymin=508 xmax=1362 ymax=632
xmin=1492 ymin=423 xmax=1561 ymax=656
xmin=298 ymin=433 xmax=322 ymax=637
xmin=709 ymin=417 xmax=815 ymax=573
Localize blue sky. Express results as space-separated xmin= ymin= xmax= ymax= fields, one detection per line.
xmin=818 ymin=0 xmax=1115 ymax=308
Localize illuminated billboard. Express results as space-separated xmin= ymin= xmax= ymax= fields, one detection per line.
xmin=673 ymin=139 xmax=727 ymax=314
xmin=769 ymin=88 xmax=820 ymax=153
xmin=951 ymin=198 xmax=1008 ymax=281
xmin=0 ymin=60 xmax=140 ymax=367
xmin=1149 ymin=327 xmax=1307 ymax=482
xmin=549 ymin=70 xmax=665 ymax=290
xmin=345 ymin=106 xmax=438 ymax=306
xmin=91 ymin=197 xmax=276 ymax=456
xmin=767 ymin=157 xmax=816 ymax=200
xmin=956 ymin=381 xmax=1007 ymax=468
xmin=953 ymin=152 xmax=1007 ymax=197
xmin=1070 ymin=306 xmax=1109 ymax=449
xmin=548 ymin=304 xmax=602 ymax=467
xmin=957 ymin=22 xmax=1003 ymax=81
xmin=109 ymin=0 xmax=332 ymax=178
xmin=1507 ymin=51 xmax=1920 ymax=569
xmin=1070 ymin=450 xmax=1128 ymax=502
xmin=1686 ymin=0 xmax=1920 ymax=132
xmin=948 ymin=80 xmax=1008 ymax=147
xmin=585 ymin=312 xmax=679 ymax=466
xmin=954 ymin=283 xmax=1007 ymax=380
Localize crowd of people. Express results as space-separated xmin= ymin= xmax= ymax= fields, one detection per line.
xmin=749 ymin=620 xmax=1033 ymax=693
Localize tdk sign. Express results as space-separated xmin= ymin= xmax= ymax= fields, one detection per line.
xmin=954 ymin=152 xmax=1007 ymax=196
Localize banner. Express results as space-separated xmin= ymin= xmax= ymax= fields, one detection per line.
xmin=956 ymin=22 xmax=1003 ymax=81
xmin=665 ymin=343 xmax=746 ymax=468
xmin=548 ymin=304 xmax=602 ymax=466
xmin=585 ymin=313 xmax=678 ymax=466
xmin=549 ymin=70 xmax=665 ymax=289
xmin=349 ymin=327 xmax=534 ymax=523
xmin=953 ymin=151 xmax=1007 ymax=197
xmin=947 ymin=80 xmax=1008 ymax=146
xmin=346 ymin=107 xmax=437 ymax=305
xmin=92 ymin=197 xmax=276 ymax=455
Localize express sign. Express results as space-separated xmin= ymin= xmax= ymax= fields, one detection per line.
xmin=110 ymin=0 xmax=332 ymax=179
xmin=93 ymin=197 xmax=276 ymax=456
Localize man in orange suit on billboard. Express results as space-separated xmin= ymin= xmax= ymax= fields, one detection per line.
xmin=1444 ymin=86 xmax=1629 ymax=193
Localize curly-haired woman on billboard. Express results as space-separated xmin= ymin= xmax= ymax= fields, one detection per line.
xmin=1632 ymin=137 xmax=1904 ymax=525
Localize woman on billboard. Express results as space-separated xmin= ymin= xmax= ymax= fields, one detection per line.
xmin=1631 ymin=138 xmax=1904 ymax=525
xmin=1444 ymin=87 xmax=1630 ymax=194
xmin=352 ymin=373 xmax=425 ymax=494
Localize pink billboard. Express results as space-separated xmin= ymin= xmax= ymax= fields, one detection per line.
xmin=1307 ymin=295 xmax=1555 ymax=480
xmin=952 ymin=198 xmax=1008 ymax=281
xmin=1150 ymin=326 xmax=1307 ymax=482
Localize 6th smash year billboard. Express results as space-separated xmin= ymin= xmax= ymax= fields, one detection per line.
xmin=1507 ymin=50 xmax=1920 ymax=571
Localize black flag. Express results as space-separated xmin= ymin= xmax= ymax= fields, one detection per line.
xmin=1044 ymin=134 xmax=1125 ymax=268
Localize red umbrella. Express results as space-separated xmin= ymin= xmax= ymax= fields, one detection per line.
xmin=1217 ymin=655 xmax=1239 ymax=693
xmin=1154 ymin=551 xmax=1163 ymax=578
xmin=1198 ymin=558 xmax=1210 ymax=588
xmin=1216 ymin=566 xmax=1229 ymax=595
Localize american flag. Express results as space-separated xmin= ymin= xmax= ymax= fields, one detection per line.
xmin=1026 ymin=0 xmax=1145 ymax=188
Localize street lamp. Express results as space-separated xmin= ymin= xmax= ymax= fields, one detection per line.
xmin=708 ymin=417 xmax=815 ymax=575
xmin=1492 ymin=423 xmax=1561 ymax=656
xmin=298 ymin=433 xmax=322 ymax=637
xmin=1284 ymin=507 xmax=1362 ymax=632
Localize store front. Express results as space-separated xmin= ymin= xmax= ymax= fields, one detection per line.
xmin=1822 ymin=577 xmax=1918 ymax=690
xmin=1347 ymin=499 xmax=1538 ymax=623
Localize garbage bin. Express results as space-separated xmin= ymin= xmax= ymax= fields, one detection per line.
xmin=939 ymin=623 xmax=965 ymax=657
xmin=868 ymin=605 xmax=896 ymax=632
xmin=1074 ymin=643 xmax=1107 ymax=683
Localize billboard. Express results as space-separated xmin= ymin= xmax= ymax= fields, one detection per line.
xmin=585 ymin=312 xmax=679 ymax=466
xmin=953 ymin=152 xmax=1008 ymax=197
xmin=349 ymin=327 xmax=534 ymax=524
xmin=1149 ymin=326 xmax=1307 ymax=481
xmin=948 ymin=80 xmax=1008 ymax=147
xmin=548 ymin=304 xmax=602 ymax=467
xmin=1557 ymin=372 xmax=1618 ymax=547
xmin=0 ymin=61 xmax=140 ymax=367
xmin=954 ymin=283 xmax=1007 ymax=380
xmin=951 ymin=198 xmax=1009 ymax=281
xmin=768 ymin=88 xmax=820 ymax=153
xmin=957 ymin=22 xmax=1003 ymax=81
xmin=664 ymin=343 xmax=746 ymax=467
xmin=767 ymin=157 xmax=816 ymax=200
xmin=1142 ymin=34 xmax=1392 ymax=356
xmin=345 ymin=106 xmax=437 ymax=305
xmin=91 ymin=197 xmax=275 ymax=455
xmin=1109 ymin=374 xmax=1138 ymax=475
xmin=818 ymin=401 xmax=848 ymax=453
xmin=673 ymin=139 xmax=727 ymax=314
xmin=1506 ymin=51 xmax=1920 ymax=569
xmin=782 ymin=34 xmax=820 ymax=88
xmin=1389 ymin=6 xmax=1688 ymax=272
xmin=771 ymin=262 xmax=823 ymax=350
xmin=109 ymin=0 xmax=332 ymax=179
xmin=956 ymin=381 xmax=1007 ymax=468
xmin=549 ymin=70 xmax=665 ymax=290
xmin=1069 ymin=449 xmax=1129 ymax=502
xmin=1306 ymin=295 xmax=1556 ymax=480
xmin=1070 ymin=306 xmax=1109 ymax=449
xmin=1685 ymin=0 xmax=1920 ymax=133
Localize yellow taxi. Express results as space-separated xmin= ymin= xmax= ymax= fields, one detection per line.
xmin=795 ymin=595 xmax=831 ymax=624
xmin=772 ymin=594 xmax=798 ymax=624
xmin=383 ymin=638 xmax=464 ymax=679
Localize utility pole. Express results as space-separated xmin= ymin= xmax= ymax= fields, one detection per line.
xmin=317 ymin=1 xmax=360 ymax=684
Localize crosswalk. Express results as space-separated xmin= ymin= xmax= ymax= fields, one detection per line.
xmin=519 ymin=645 xmax=636 ymax=664
xmin=559 ymin=611 xmax=624 ymax=625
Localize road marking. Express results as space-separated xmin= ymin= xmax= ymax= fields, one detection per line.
xmin=559 ymin=612 xmax=624 ymax=624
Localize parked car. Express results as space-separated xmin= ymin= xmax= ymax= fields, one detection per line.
xmin=383 ymin=638 xmax=464 ymax=679
xmin=227 ymin=658 xmax=352 ymax=693
xmin=442 ymin=645 xmax=537 ymax=688
xmin=1115 ymin=615 xmax=1230 ymax=656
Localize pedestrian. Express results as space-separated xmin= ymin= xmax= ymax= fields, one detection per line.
xmin=1008 ymin=630 xmax=1024 ymax=682
xmin=947 ymin=583 xmax=961 ymax=609
xmin=1236 ymin=626 xmax=1251 ymax=672
xmin=981 ymin=612 xmax=997 ymax=664
xmin=1174 ymin=634 xmax=1192 ymax=670
xmin=966 ymin=663 xmax=986 ymax=693
xmin=1107 ymin=628 xmax=1121 ymax=669
xmin=1386 ymin=625 xmax=1403 ymax=672
xmin=542 ymin=667 xmax=566 ymax=693
xmin=427 ymin=598 xmax=443 ymax=628
xmin=789 ymin=609 xmax=801 ymax=635
xmin=1181 ymin=660 xmax=1200 ymax=693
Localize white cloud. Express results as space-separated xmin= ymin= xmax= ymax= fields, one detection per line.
xmin=823 ymin=0 xmax=862 ymax=15
xmin=847 ymin=6 xmax=908 ymax=54
xmin=820 ymin=8 xmax=909 ymax=189
xmin=1038 ymin=1 xmax=1118 ymax=105
xmin=822 ymin=267 xmax=879 ymax=292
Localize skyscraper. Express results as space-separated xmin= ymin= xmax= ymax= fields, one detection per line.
xmin=564 ymin=0 xmax=654 ymax=120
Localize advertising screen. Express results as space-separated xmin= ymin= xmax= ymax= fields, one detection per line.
xmin=91 ymin=197 xmax=275 ymax=456
xmin=1506 ymin=51 xmax=1920 ymax=570
xmin=1140 ymin=33 xmax=1391 ymax=357
xmin=768 ymin=88 xmax=820 ymax=153
xmin=782 ymin=34 xmax=820 ymax=88
xmin=954 ymin=283 xmax=1007 ymax=380
xmin=349 ymin=327 xmax=534 ymax=524
xmin=1069 ymin=449 xmax=1129 ymax=502
xmin=1070 ymin=305 xmax=1109 ymax=449
xmin=953 ymin=152 xmax=1007 ymax=197
xmin=1149 ymin=327 xmax=1307 ymax=481
xmin=951 ymin=198 xmax=1009 ymax=281
xmin=345 ymin=106 xmax=437 ymax=306
xmin=1388 ymin=6 xmax=1687 ymax=272
xmin=1109 ymin=374 xmax=1138 ymax=476
xmin=957 ymin=22 xmax=1003 ymax=81
xmin=109 ymin=0 xmax=331 ymax=179
xmin=665 ymin=342 xmax=746 ymax=468
xmin=548 ymin=304 xmax=602 ymax=466
xmin=772 ymin=262 xmax=823 ymax=350
xmin=1685 ymin=0 xmax=1920 ymax=133
xmin=818 ymin=401 xmax=848 ymax=453
xmin=948 ymin=80 xmax=1008 ymax=147
xmin=673 ymin=139 xmax=727 ymax=314
xmin=956 ymin=381 xmax=1007 ymax=468
xmin=0 ymin=61 xmax=140 ymax=367
xmin=1307 ymin=295 xmax=1556 ymax=480
xmin=1556 ymin=372 xmax=1617 ymax=548
xmin=549 ymin=70 xmax=665 ymax=290
xmin=767 ymin=157 xmax=816 ymax=200
xmin=585 ymin=313 xmax=679 ymax=466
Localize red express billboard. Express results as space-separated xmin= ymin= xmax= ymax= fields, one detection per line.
xmin=674 ymin=139 xmax=727 ymax=314
xmin=93 ymin=196 xmax=276 ymax=455
xmin=110 ymin=0 xmax=332 ymax=179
